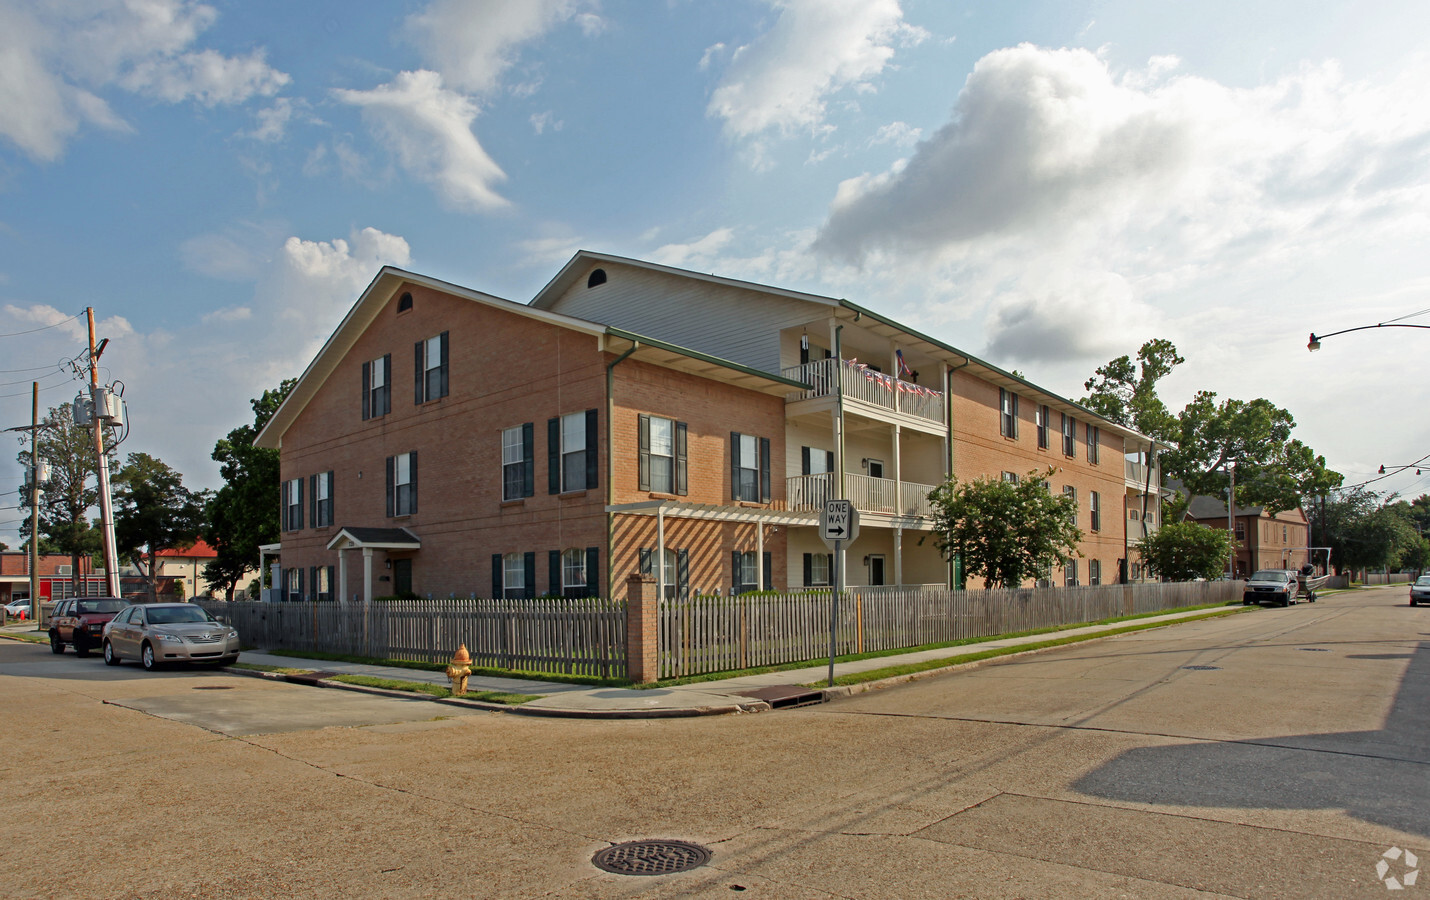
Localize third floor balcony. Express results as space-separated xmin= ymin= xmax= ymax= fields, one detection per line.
xmin=783 ymin=358 xmax=944 ymax=429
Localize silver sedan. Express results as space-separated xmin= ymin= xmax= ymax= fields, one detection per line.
xmin=103 ymin=603 xmax=240 ymax=671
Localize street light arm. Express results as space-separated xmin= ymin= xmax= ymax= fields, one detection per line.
xmin=1308 ymin=323 xmax=1430 ymax=351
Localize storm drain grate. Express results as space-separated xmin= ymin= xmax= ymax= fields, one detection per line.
xmin=192 ymin=685 xmax=235 ymax=690
xmin=1299 ymin=648 xmax=1330 ymax=652
xmin=1181 ymin=665 xmax=1220 ymax=670
xmin=592 ymin=840 xmax=711 ymax=876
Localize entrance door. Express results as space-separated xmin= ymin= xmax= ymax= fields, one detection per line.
xmin=393 ymin=558 xmax=413 ymax=595
xmin=868 ymin=554 xmax=886 ymax=586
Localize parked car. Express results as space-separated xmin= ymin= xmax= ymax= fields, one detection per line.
xmin=102 ymin=603 xmax=240 ymax=671
xmin=4 ymin=598 xmax=32 ymax=620
xmin=48 ymin=597 xmax=128 ymax=656
xmin=1411 ymin=575 xmax=1430 ymax=606
xmin=1243 ymin=569 xmax=1301 ymax=607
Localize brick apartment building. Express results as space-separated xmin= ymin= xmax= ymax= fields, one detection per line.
xmin=255 ymin=252 xmax=1163 ymax=601
xmin=1186 ymin=495 xmax=1311 ymax=576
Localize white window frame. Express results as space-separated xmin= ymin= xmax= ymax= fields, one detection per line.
xmin=285 ymin=478 xmax=302 ymax=531
xmin=648 ymin=416 xmax=674 ymax=494
xmin=738 ymin=433 xmax=759 ymax=501
xmin=999 ymin=388 xmax=1018 ymax=439
xmin=809 ymin=553 xmax=830 ymax=586
xmin=369 ymin=355 xmax=388 ymax=415
xmin=1062 ymin=414 xmax=1076 ymax=457
xmin=562 ymin=548 xmax=587 ymax=595
xmin=1089 ymin=559 xmax=1101 ymax=586
xmin=394 ymin=452 xmax=415 ymax=516
xmin=1087 ymin=424 xmax=1100 ymax=464
xmin=502 ymin=426 xmax=525 ymax=501
xmin=1090 ymin=491 xmax=1101 ymax=532
xmin=561 ymin=411 xmax=587 ymax=493
xmin=1064 ymin=559 xmax=1079 ymax=587
xmin=503 ymin=552 xmax=524 ymax=599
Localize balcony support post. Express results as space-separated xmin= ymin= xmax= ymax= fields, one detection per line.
xmin=892 ymin=424 xmax=902 ymax=516
xmin=894 ymin=526 xmax=904 ymax=587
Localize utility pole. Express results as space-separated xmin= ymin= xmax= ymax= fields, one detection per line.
xmin=87 ymin=308 xmax=121 ymax=597
xmin=29 ymin=383 xmax=39 ymax=621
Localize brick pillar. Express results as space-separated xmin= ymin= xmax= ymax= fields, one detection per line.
xmin=625 ymin=573 xmax=658 ymax=684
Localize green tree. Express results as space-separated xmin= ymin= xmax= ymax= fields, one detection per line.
xmin=927 ymin=468 xmax=1082 ymax=588
xmin=1135 ymin=521 xmax=1235 ymax=582
xmin=203 ymin=380 xmax=294 ymax=601
xmin=16 ymin=403 xmax=117 ymax=591
xmin=113 ymin=452 xmax=206 ymax=601
xmin=1319 ymin=487 xmax=1415 ymax=575
xmin=1083 ymin=338 xmax=1184 ymax=441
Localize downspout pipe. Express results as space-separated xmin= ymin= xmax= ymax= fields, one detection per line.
xmin=605 ymin=340 xmax=638 ymax=601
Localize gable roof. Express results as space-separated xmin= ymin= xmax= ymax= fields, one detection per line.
xmin=255 ymin=266 xmax=806 ymax=450
xmin=156 ymin=539 xmax=217 ymax=559
xmin=1185 ymin=494 xmax=1308 ymax=522
xmin=531 ymin=250 xmax=1160 ymax=449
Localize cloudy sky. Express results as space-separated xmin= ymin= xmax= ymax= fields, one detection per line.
xmin=2 ymin=0 xmax=1429 ymax=544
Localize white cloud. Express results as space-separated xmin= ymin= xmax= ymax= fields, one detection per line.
xmin=530 ymin=111 xmax=563 ymax=134
xmin=707 ymin=0 xmax=925 ymax=143
xmin=201 ymin=306 xmax=251 ymax=325
xmin=870 ymin=120 xmax=920 ymax=147
xmin=813 ymin=44 xmax=1430 ymax=363
xmin=648 ymin=229 xmax=737 ymax=268
xmin=404 ymin=0 xmax=594 ymax=95
xmin=0 ymin=0 xmax=288 ymax=161
xmin=243 ymin=98 xmax=295 ymax=142
xmin=334 ymin=70 xmax=509 ymax=212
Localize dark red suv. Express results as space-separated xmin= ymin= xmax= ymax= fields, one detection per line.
xmin=49 ymin=597 xmax=128 ymax=657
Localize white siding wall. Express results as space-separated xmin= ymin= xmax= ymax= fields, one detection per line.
xmin=548 ymin=265 xmax=827 ymax=372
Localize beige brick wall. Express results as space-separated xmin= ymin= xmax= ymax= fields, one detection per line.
xmin=948 ymin=371 xmax=1128 ymax=587
xmin=279 ymin=282 xmax=608 ymax=599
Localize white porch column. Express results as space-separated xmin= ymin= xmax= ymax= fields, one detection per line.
xmin=362 ymin=548 xmax=373 ymax=604
xmin=894 ymin=526 xmax=904 ymax=587
xmin=892 ymin=424 xmax=902 ymax=516
xmin=756 ymin=521 xmax=765 ymax=590
xmin=656 ymin=505 xmax=666 ymax=601
xmin=337 ymin=548 xmax=348 ymax=605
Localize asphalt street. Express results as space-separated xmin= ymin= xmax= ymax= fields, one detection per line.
xmin=1 ymin=584 xmax=1424 ymax=899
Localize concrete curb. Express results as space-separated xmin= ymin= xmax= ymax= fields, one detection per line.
xmin=815 ymin=606 xmax=1252 ymax=702
xmin=223 ymin=664 xmax=772 ymax=719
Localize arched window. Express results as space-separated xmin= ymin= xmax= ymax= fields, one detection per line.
xmin=586 ymin=269 xmax=607 ymax=288
xmin=397 ymin=292 xmax=414 ymax=312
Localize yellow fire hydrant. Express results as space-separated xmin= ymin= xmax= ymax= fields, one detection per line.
xmin=446 ymin=644 xmax=472 ymax=696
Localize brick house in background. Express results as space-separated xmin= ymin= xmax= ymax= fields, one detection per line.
xmin=1186 ymin=495 xmax=1311 ymax=576
xmin=255 ymin=252 xmax=1163 ymax=601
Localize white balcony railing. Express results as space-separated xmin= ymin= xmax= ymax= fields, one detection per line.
xmin=1125 ymin=459 xmax=1160 ymax=487
xmin=787 ymin=472 xmax=937 ymax=517
xmin=783 ymin=358 xmax=944 ymax=426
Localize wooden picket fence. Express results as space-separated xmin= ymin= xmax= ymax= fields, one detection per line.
xmin=202 ymin=579 xmax=1239 ymax=683
xmin=198 ymin=597 xmax=626 ymax=680
xmin=656 ymin=580 xmax=1243 ymax=679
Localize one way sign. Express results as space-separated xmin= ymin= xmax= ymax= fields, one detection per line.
xmin=820 ymin=499 xmax=860 ymax=547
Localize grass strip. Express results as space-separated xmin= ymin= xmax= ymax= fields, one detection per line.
xmin=264 ymin=649 xmax=625 ymax=687
xmin=231 ymin=662 xmax=315 ymax=675
xmin=0 ymin=631 xmax=47 ymax=644
xmin=329 ymin=673 xmax=539 ymax=705
xmin=816 ymin=608 xmax=1246 ymax=687
xmin=640 ymin=602 xmax=1244 ymax=689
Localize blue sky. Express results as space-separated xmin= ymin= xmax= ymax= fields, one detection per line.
xmin=3 ymin=0 xmax=1430 ymax=546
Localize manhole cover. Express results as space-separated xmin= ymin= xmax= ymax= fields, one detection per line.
xmin=1181 ymin=665 xmax=1220 ymax=671
xmin=192 ymin=686 xmax=235 ymax=690
xmin=1299 ymin=648 xmax=1330 ymax=652
xmin=592 ymin=840 xmax=711 ymax=876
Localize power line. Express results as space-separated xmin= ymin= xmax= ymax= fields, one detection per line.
xmin=0 ymin=312 xmax=84 ymax=339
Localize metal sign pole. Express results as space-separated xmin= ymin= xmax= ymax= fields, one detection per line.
xmin=828 ymin=538 xmax=840 ymax=687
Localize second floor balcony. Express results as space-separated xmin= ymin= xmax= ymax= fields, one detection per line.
xmin=787 ymin=472 xmax=938 ymax=518
xmin=783 ymin=357 xmax=944 ymax=428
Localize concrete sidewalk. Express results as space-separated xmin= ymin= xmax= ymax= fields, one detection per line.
xmin=221 ymin=603 xmax=1245 ymax=718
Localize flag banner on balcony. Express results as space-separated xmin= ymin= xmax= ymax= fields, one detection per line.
xmin=845 ymin=358 xmax=942 ymax=398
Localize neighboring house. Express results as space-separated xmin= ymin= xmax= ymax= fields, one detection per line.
xmin=254 ymin=252 xmax=1162 ymax=601
xmin=0 ymin=552 xmax=177 ymax=604
xmin=1185 ymin=495 xmax=1311 ymax=576
xmin=154 ymin=539 xmax=249 ymax=599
